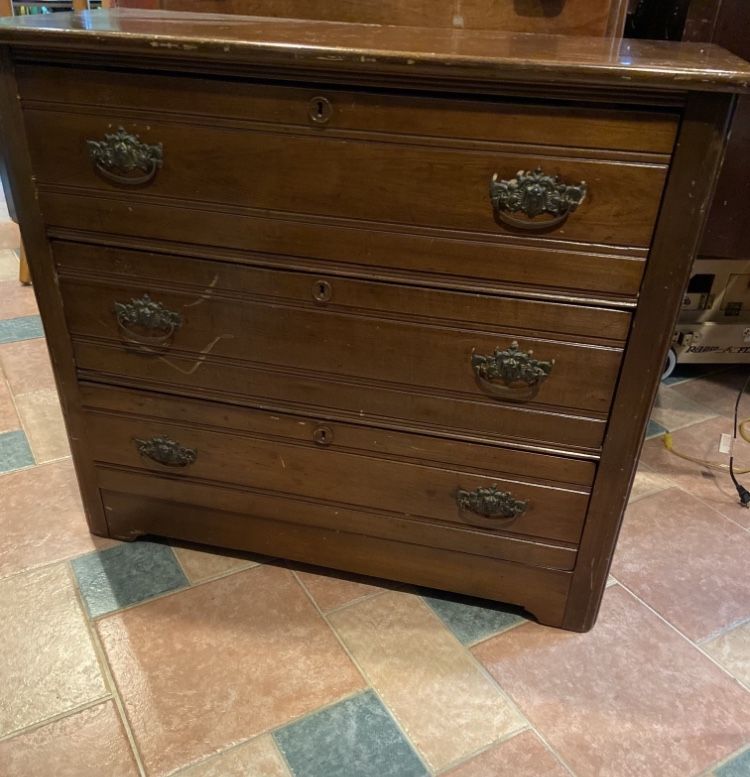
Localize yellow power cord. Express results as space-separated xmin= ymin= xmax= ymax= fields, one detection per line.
xmin=662 ymin=418 xmax=750 ymax=473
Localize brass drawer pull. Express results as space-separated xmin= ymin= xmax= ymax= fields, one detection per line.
xmin=472 ymin=341 xmax=553 ymax=402
xmin=114 ymin=293 xmax=182 ymax=350
xmin=490 ymin=168 xmax=587 ymax=231
xmin=87 ymin=127 xmax=163 ymax=186
xmin=134 ymin=435 xmax=197 ymax=468
xmin=457 ymin=485 xmax=528 ymax=519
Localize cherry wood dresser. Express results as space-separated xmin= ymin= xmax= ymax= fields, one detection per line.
xmin=0 ymin=9 xmax=748 ymax=630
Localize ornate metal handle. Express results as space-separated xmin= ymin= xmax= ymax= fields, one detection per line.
xmin=87 ymin=127 xmax=163 ymax=186
xmin=457 ymin=485 xmax=528 ymax=519
xmin=489 ymin=168 xmax=587 ymax=231
xmin=472 ymin=341 xmax=554 ymax=402
xmin=114 ymin=294 xmax=182 ymax=350
xmin=134 ymin=435 xmax=197 ymax=468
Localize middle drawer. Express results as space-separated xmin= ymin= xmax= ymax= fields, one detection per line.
xmin=56 ymin=242 xmax=628 ymax=452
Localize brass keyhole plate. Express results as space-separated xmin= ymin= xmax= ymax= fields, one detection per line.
xmin=312 ymin=279 xmax=333 ymax=303
xmin=313 ymin=425 xmax=334 ymax=446
xmin=308 ymin=96 xmax=333 ymax=125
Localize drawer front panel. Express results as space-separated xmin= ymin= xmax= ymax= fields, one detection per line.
xmin=81 ymin=387 xmax=590 ymax=547
xmin=42 ymin=194 xmax=648 ymax=299
xmin=18 ymin=65 xmax=680 ymax=154
xmin=27 ymin=110 xmax=669 ymax=247
xmin=99 ymin=474 xmax=573 ymax=620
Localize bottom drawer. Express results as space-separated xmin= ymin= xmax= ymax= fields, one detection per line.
xmin=98 ymin=468 xmax=573 ymax=628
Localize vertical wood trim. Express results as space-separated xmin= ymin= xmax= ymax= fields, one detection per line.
xmin=563 ymin=91 xmax=736 ymax=632
xmin=0 ymin=46 xmax=109 ymax=535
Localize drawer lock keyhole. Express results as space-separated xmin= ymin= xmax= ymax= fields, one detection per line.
xmin=309 ymin=96 xmax=333 ymax=125
xmin=312 ymin=279 xmax=333 ymax=303
xmin=313 ymin=425 xmax=334 ymax=446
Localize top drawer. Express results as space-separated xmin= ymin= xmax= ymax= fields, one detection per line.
xmin=19 ymin=67 xmax=677 ymax=250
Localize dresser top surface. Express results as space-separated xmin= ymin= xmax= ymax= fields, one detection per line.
xmin=1 ymin=9 xmax=749 ymax=93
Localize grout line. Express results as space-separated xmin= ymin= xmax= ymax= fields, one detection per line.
xmin=699 ymin=742 xmax=749 ymax=777
xmin=64 ymin=561 xmax=148 ymax=777
xmin=432 ymin=727 xmax=532 ymax=776
xmin=0 ymin=694 xmax=113 ymax=744
xmin=290 ymin=571 xmax=436 ymax=776
xmin=697 ymin=614 xmax=750 ymax=649
xmin=611 ymin=582 xmax=750 ymax=693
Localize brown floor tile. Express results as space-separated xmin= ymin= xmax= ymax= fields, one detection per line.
xmin=173 ymin=544 xmax=259 ymax=584
xmin=0 ymin=374 xmax=19 ymax=434
xmin=612 ymin=488 xmax=750 ymax=642
xmin=329 ymin=591 xmax=524 ymax=772
xmin=295 ymin=566 xmax=388 ymax=612
xmin=639 ymin=415 xmax=750 ymax=529
xmin=0 ymin=701 xmax=139 ymax=777
xmin=442 ymin=730 xmax=568 ymax=777
xmin=97 ymin=564 xmax=364 ymax=777
xmin=473 ymin=586 xmax=750 ymax=777
xmin=15 ymin=387 xmax=69 ymax=463
xmin=177 ymin=735 xmax=291 ymax=777
xmin=0 ymin=280 xmax=38 ymax=320
xmin=703 ymin=621 xmax=750 ymax=688
xmin=0 ymin=338 xmax=56 ymax=395
xmin=0 ymin=564 xmax=107 ymax=737
xmin=0 ymin=459 xmax=116 ymax=580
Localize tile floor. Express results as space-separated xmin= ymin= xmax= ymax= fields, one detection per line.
xmin=0 ymin=230 xmax=749 ymax=776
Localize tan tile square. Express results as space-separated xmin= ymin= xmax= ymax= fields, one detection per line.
xmin=97 ymin=565 xmax=364 ymax=777
xmin=329 ymin=591 xmax=524 ymax=772
xmin=0 ymin=564 xmax=107 ymax=737
xmin=473 ymin=586 xmax=750 ymax=777
xmin=0 ymin=459 xmax=117 ymax=580
xmin=0 ymin=220 xmax=20 ymax=251
xmin=0 ymin=248 xmax=19 ymax=281
xmin=0 ymin=338 xmax=56 ymax=395
xmin=443 ymin=730 xmax=568 ymax=777
xmin=629 ymin=462 xmax=672 ymax=503
xmin=178 ymin=735 xmax=291 ymax=777
xmin=173 ymin=544 xmax=259 ymax=583
xmin=671 ymin=368 xmax=749 ymax=419
xmin=612 ymin=488 xmax=750 ymax=641
xmin=650 ymin=385 xmax=717 ymax=432
xmin=0 ymin=374 xmax=19 ymax=434
xmin=0 ymin=280 xmax=38 ymax=319
xmin=295 ymin=567 xmax=388 ymax=612
xmin=639 ymin=416 xmax=750 ymax=529
xmin=703 ymin=621 xmax=750 ymax=688
xmin=15 ymin=387 xmax=69 ymax=463
xmin=0 ymin=701 xmax=139 ymax=777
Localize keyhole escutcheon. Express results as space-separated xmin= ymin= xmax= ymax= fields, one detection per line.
xmin=308 ymin=96 xmax=333 ymax=126
xmin=313 ymin=425 xmax=334 ymax=446
xmin=312 ymin=279 xmax=333 ymax=303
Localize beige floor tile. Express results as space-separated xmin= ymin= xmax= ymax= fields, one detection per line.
xmin=639 ymin=415 xmax=750 ymax=529
xmin=295 ymin=567 xmax=388 ymax=612
xmin=0 ymin=280 xmax=38 ymax=319
xmin=173 ymin=544 xmax=259 ymax=584
xmin=628 ymin=462 xmax=672 ymax=503
xmin=177 ymin=735 xmax=291 ymax=777
xmin=649 ymin=385 xmax=717 ymax=432
xmin=612 ymin=488 xmax=750 ymax=642
xmin=443 ymin=730 xmax=568 ymax=777
xmin=329 ymin=591 xmax=524 ymax=772
xmin=0 ymin=459 xmax=116 ymax=580
xmin=0 ymin=220 xmax=20 ymax=250
xmin=473 ymin=586 xmax=750 ymax=777
xmin=97 ymin=565 xmax=364 ymax=777
xmin=0 ymin=701 xmax=139 ymax=777
xmin=671 ymin=368 xmax=750 ymax=419
xmin=0 ymin=248 xmax=19 ymax=281
xmin=0 ymin=564 xmax=107 ymax=737
xmin=0 ymin=374 xmax=19 ymax=434
xmin=0 ymin=338 xmax=56 ymax=395
xmin=15 ymin=387 xmax=69 ymax=462
xmin=703 ymin=621 xmax=750 ymax=688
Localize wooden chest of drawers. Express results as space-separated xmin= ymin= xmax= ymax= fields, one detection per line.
xmin=1 ymin=9 xmax=748 ymax=630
